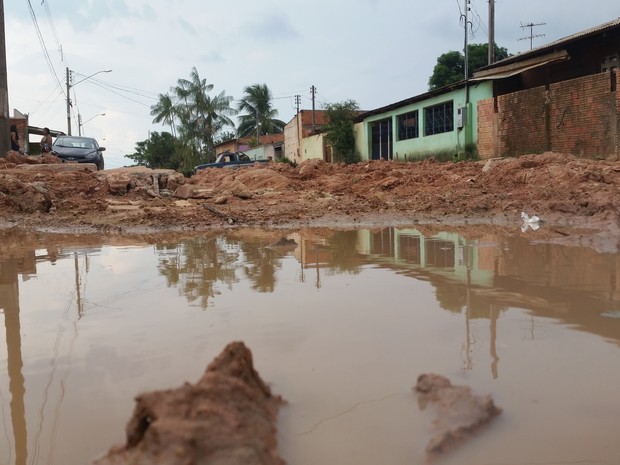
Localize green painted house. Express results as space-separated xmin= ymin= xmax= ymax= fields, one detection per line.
xmin=354 ymin=80 xmax=493 ymax=162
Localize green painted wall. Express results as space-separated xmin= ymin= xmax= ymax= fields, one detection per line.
xmin=356 ymin=81 xmax=493 ymax=161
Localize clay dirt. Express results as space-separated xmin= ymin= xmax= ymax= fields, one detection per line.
xmin=0 ymin=151 xmax=618 ymax=250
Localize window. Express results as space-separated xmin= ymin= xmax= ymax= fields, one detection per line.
xmin=424 ymin=101 xmax=454 ymax=136
xmin=398 ymin=111 xmax=419 ymax=140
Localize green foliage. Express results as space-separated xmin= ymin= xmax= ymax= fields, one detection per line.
xmin=236 ymin=83 xmax=285 ymax=138
xmin=428 ymin=43 xmax=510 ymax=90
xmin=214 ymin=131 xmax=236 ymax=146
xmin=126 ymin=131 xmax=180 ymax=170
xmin=323 ymin=99 xmax=361 ymax=164
xmin=150 ymin=67 xmax=237 ymax=170
xmin=277 ymin=156 xmax=297 ymax=167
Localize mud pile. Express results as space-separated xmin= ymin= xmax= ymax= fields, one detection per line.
xmin=92 ymin=341 xmax=284 ymax=465
xmin=0 ymin=151 xmax=618 ymax=233
xmin=415 ymin=373 xmax=501 ymax=457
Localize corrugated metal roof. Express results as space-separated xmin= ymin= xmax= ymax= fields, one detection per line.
xmin=477 ymin=17 xmax=620 ymax=72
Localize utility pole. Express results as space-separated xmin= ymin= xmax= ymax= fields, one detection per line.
xmin=295 ymin=94 xmax=301 ymax=115
xmin=66 ymin=67 xmax=111 ymax=136
xmin=519 ymin=22 xmax=546 ymax=50
xmin=488 ymin=0 xmax=495 ymax=65
xmin=66 ymin=67 xmax=72 ymax=135
xmin=255 ymin=108 xmax=260 ymax=145
xmin=0 ymin=0 xmax=10 ymax=157
xmin=310 ymin=85 xmax=316 ymax=133
xmin=462 ymin=0 xmax=472 ymax=80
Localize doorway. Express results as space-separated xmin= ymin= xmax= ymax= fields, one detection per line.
xmin=370 ymin=118 xmax=393 ymax=160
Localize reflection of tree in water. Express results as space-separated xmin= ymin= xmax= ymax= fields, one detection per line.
xmin=326 ymin=231 xmax=363 ymax=274
xmin=156 ymin=237 xmax=240 ymax=309
xmin=241 ymin=240 xmax=280 ymax=292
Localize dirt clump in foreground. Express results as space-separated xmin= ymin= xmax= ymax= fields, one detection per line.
xmin=415 ymin=373 xmax=501 ymax=457
xmin=92 ymin=341 xmax=284 ymax=465
xmin=0 ymin=151 xmax=618 ymax=239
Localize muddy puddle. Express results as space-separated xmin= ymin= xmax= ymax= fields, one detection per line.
xmin=0 ymin=227 xmax=619 ymax=465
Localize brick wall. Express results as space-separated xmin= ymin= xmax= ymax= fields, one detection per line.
xmin=478 ymin=72 xmax=619 ymax=160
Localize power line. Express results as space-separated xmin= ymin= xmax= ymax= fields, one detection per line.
xmin=41 ymin=0 xmax=63 ymax=61
xmin=25 ymin=0 xmax=65 ymax=98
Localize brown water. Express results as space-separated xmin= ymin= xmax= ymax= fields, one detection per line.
xmin=0 ymin=227 xmax=619 ymax=465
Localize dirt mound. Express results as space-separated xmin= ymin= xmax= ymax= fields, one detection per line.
xmin=92 ymin=341 xmax=284 ymax=465
xmin=415 ymin=373 xmax=501 ymax=456
xmin=0 ymin=153 xmax=618 ymax=234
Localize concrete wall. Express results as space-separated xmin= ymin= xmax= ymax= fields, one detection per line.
xmin=284 ymin=117 xmax=301 ymax=162
xmin=243 ymin=146 xmax=267 ymax=160
xmin=300 ymin=133 xmax=325 ymax=162
xmin=478 ymin=72 xmax=619 ymax=160
xmin=357 ymin=81 xmax=493 ymax=161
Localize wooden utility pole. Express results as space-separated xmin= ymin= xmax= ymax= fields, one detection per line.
xmin=310 ymin=85 xmax=316 ymax=133
xmin=66 ymin=67 xmax=72 ymax=135
xmin=462 ymin=0 xmax=471 ymax=79
xmin=488 ymin=0 xmax=495 ymax=65
xmin=0 ymin=0 xmax=10 ymax=157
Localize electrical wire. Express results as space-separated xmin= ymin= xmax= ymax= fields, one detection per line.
xmin=41 ymin=0 xmax=64 ymax=61
xmin=25 ymin=0 xmax=66 ymax=98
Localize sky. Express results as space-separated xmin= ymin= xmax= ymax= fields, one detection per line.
xmin=5 ymin=1 xmax=619 ymax=168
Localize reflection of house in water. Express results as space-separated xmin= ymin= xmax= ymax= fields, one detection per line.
xmin=291 ymin=227 xmax=620 ymax=375
xmin=355 ymin=228 xmax=494 ymax=287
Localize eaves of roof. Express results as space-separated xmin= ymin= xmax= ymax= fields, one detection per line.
xmin=471 ymin=49 xmax=570 ymax=81
xmin=354 ymin=79 xmax=470 ymax=123
xmin=476 ymin=17 xmax=620 ymax=73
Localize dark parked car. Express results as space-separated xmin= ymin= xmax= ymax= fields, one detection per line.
xmin=51 ymin=136 xmax=106 ymax=170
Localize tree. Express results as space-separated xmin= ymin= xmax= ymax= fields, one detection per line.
xmin=173 ymin=67 xmax=237 ymax=157
xmin=126 ymin=131 xmax=180 ymax=170
xmin=236 ymin=84 xmax=285 ymax=140
xmin=323 ymin=99 xmax=360 ymax=164
xmin=428 ymin=43 xmax=510 ymax=90
xmin=150 ymin=93 xmax=177 ymax=137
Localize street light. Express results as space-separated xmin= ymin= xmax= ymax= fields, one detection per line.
xmin=66 ymin=68 xmax=112 ymax=135
xmin=78 ymin=113 xmax=105 ymax=136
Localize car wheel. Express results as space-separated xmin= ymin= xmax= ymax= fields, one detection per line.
xmin=97 ymin=157 xmax=105 ymax=171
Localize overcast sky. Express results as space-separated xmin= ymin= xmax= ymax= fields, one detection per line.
xmin=5 ymin=1 xmax=619 ymax=168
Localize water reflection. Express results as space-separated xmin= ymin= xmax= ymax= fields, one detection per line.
xmin=0 ymin=227 xmax=618 ymax=465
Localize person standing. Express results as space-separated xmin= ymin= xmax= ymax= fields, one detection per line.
xmin=10 ymin=124 xmax=20 ymax=152
xmin=41 ymin=127 xmax=53 ymax=153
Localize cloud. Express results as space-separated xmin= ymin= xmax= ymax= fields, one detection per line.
xmin=242 ymin=13 xmax=300 ymax=43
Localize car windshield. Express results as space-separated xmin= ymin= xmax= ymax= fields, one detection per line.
xmin=55 ymin=137 xmax=97 ymax=149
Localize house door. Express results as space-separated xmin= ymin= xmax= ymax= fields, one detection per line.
xmin=370 ymin=118 xmax=393 ymax=160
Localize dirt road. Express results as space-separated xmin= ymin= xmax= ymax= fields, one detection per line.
xmin=1 ymin=151 xmax=618 ymax=245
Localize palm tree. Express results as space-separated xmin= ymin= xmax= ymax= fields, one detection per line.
xmin=236 ymin=83 xmax=285 ymax=139
xmin=173 ymin=67 xmax=237 ymax=155
xmin=150 ymin=93 xmax=177 ymax=137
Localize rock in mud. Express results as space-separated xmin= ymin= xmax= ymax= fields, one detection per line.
xmin=415 ymin=373 xmax=501 ymax=456
xmin=92 ymin=341 xmax=285 ymax=465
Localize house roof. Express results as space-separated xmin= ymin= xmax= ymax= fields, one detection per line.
xmin=475 ymin=16 xmax=620 ymax=74
xmin=354 ymin=80 xmax=469 ymax=122
xmin=28 ymin=126 xmax=66 ymax=137
xmin=356 ymin=17 xmax=620 ymax=122
xmin=471 ymin=49 xmax=570 ymax=81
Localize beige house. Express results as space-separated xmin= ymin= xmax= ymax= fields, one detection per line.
xmin=283 ymin=110 xmax=329 ymax=163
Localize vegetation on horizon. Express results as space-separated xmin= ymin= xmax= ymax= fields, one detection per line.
xmin=428 ymin=43 xmax=510 ymax=90
xmin=131 ymin=69 xmax=284 ymax=174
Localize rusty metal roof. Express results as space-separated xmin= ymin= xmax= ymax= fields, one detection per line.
xmin=477 ymin=16 xmax=620 ymax=72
